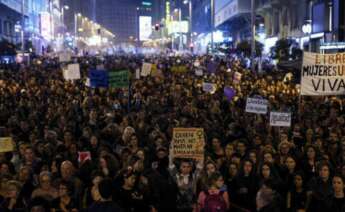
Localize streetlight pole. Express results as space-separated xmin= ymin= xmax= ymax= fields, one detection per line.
xmin=178 ymin=8 xmax=183 ymax=51
xmin=210 ymin=0 xmax=214 ymax=53
xmin=251 ymin=0 xmax=256 ymax=72
xmin=188 ymin=0 xmax=192 ymax=50
xmin=21 ymin=0 xmax=25 ymax=52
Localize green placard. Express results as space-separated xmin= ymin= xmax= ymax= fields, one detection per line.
xmin=109 ymin=70 xmax=129 ymax=88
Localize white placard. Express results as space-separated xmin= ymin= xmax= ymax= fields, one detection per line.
xmin=202 ymin=82 xmax=217 ymax=93
xmin=301 ymin=52 xmax=345 ymax=95
xmin=63 ymin=63 xmax=80 ymax=80
xmin=141 ymin=63 xmax=152 ymax=77
xmin=270 ymin=112 xmax=291 ymax=127
xmin=195 ymin=69 xmax=203 ymax=76
xmin=245 ymin=98 xmax=268 ymax=114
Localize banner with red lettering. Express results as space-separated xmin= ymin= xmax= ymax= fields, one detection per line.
xmin=301 ymin=52 xmax=345 ymax=95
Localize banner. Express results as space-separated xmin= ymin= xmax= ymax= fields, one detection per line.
xmin=63 ymin=63 xmax=80 ymax=80
xmin=109 ymin=70 xmax=129 ymax=88
xmin=89 ymin=70 xmax=109 ymax=88
xmin=141 ymin=63 xmax=152 ymax=77
xmin=245 ymin=98 xmax=268 ymax=114
xmin=270 ymin=112 xmax=291 ymax=127
xmin=171 ymin=128 xmax=205 ymax=161
xmin=203 ymin=82 xmax=217 ymax=93
xmin=0 ymin=137 xmax=14 ymax=153
xmin=301 ymin=52 xmax=345 ymax=95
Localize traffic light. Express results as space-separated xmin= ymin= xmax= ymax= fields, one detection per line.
xmin=154 ymin=24 xmax=160 ymax=31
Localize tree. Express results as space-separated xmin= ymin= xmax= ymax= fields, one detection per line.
xmin=236 ymin=40 xmax=264 ymax=57
xmin=270 ymin=38 xmax=302 ymax=61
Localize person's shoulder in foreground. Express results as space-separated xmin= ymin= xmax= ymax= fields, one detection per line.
xmin=87 ymin=178 xmax=123 ymax=212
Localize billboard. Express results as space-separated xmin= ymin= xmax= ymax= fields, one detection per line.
xmin=167 ymin=21 xmax=189 ymax=35
xmin=40 ymin=12 xmax=52 ymax=41
xmin=139 ymin=16 xmax=152 ymax=41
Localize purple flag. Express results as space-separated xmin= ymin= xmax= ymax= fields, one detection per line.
xmin=224 ymin=87 xmax=236 ymax=101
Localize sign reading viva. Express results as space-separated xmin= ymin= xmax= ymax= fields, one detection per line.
xmin=301 ymin=52 xmax=345 ymax=95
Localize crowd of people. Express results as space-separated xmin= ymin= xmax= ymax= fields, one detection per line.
xmin=0 ymin=54 xmax=344 ymax=212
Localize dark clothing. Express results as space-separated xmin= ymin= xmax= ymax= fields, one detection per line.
xmin=51 ymin=197 xmax=78 ymax=211
xmin=232 ymin=175 xmax=258 ymax=212
xmin=289 ymin=189 xmax=307 ymax=211
xmin=328 ymin=196 xmax=345 ymax=212
xmin=115 ymin=187 xmax=150 ymax=212
xmin=88 ymin=201 xmax=123 ymax=212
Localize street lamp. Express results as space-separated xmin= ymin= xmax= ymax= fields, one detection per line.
xmin=302 ymin=20 xmax=312 ymax=51
xmin=61 ymin=5 xmax=69 ymax=49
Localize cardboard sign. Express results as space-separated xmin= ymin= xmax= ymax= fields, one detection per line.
xmin=202 ymin=82 xmax=217 ymax=93
xmin=233 ymin=72 xmax=242 ymax=84
xmin=0 ymin=137 xmax=14 ymax=153
xmin=78 ymin=151 xmax=91 ymax=163
xmin=245 ymin=98 xmax=268 ymax=114
xmin=109 ymin=70 xmax=129 ymax=88
xmin=270 ymin=112 xmax=291 ymax=127
xmin=301 ymin=52 xmax=345 ymax=95
xmin=171 ymin=128 xmax=205 ymax=161
xmin=63 ymin=63 xmax=80 ymax=80
xmin=141 ymin=63 xmax=152 ymax=77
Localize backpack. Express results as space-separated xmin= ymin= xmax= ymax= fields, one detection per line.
xmin=202 ymin=190 xmax=227 ymax=212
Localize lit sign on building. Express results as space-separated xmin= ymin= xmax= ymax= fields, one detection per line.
xmin=40 ymin=12 xmax=52 ymax=41
xmin=167 ymin=21 xmax=189 ymax=34
xmin=139 ymin=16 xmax=152 ymax=41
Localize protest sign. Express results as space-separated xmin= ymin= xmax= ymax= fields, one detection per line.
xmin=224 ymin=87 xmax=236 ymax=101
xmin=301 ymin=52 xmax=345 ymax=95
xmin=245 ymin=98 xmax=268 ymax=114
xmin=63 ymin=63 xmax=80 ymax=80
xmin=89 ymin=70 xmax=109 ymax=88
xmin=202 ymin=82 xmax=217 ymax=93
xmin=233 ymin=72 xmax=242 ymax=84
xmin=59 ymin=52 xmax=71 ymax=62
xmin=171 ymin=128 xmax=205 ymax=161
xmin=0 ymin=137 xmax=14 ymax=153
xmin=171 ymin=65 xmax=188 ymax=73
xmin=207 ymin=61 xmax=217 ymax=73
xmin=270 ymin=112 xmax=291 ymax=127
xmin=195 ymin=69 xmax=203 ymax=76
xmin=141 ymin=63 xmax=152 ymax=77
xmin=109 ymin=70 xmax=129 ymax=88
xmin=78 ymin=151 xmax=91 ymax=163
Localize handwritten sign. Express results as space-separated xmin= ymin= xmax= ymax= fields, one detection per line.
xmin=171 ymin=128 xmax=205 ymax=161
xmin=270 ymin=112 xmax=291 ymax=127
xmin=245 ymin=98 xmax=268 ymax=114
xmin=0 ymin=137 xmax=14 ymax=153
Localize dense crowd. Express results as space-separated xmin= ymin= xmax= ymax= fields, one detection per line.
xmin=0 ymin=54 xmax=344 ymax=212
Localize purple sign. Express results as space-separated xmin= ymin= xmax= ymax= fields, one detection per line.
xmin=224 ymin=87 xmax=236 ymax=101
